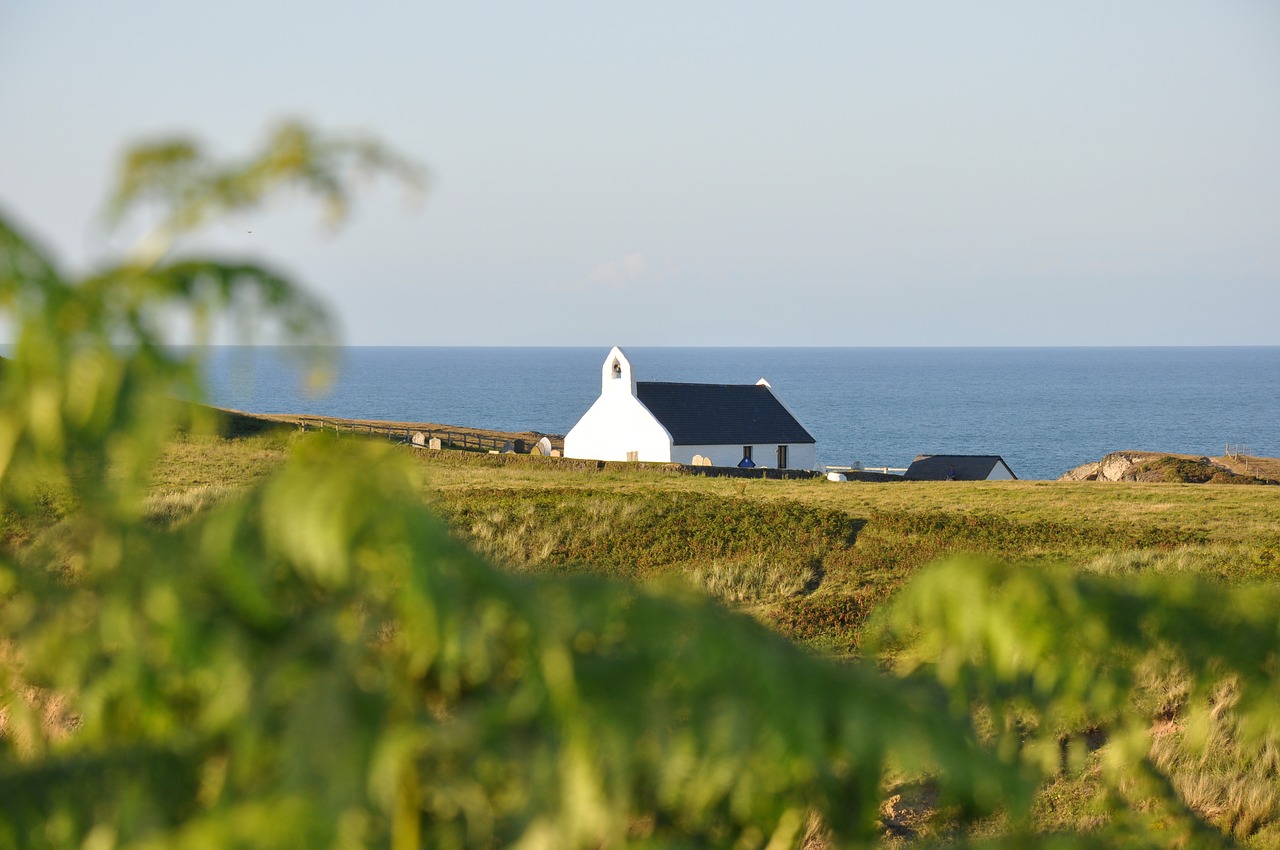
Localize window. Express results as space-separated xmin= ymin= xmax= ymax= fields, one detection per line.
xmin=612 ymin=360 xmax=622 ymax=379
xmin=776 ymin=445 xmax=788 ymax=469
xmin=742 ymin=445 xmax=753 ymax=461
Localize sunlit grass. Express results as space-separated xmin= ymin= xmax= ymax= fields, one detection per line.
xmin=136 ymin=428 xmax=1280 ymax=846
xmin=144 ymin=429 xmax=295 ymax=525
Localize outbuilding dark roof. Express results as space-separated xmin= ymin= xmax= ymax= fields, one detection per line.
xmin=635 ymin=382 xmax=815 ymax=446
xmin=903 ymin=455 xmax=1017 ymax=481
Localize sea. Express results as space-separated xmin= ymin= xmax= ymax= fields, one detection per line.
xmin=201 ymin=347 xmax=1280 ymax=481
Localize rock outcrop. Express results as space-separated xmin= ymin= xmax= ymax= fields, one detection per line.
xmin=1060 ymin=451 xmax=1158 ymax=482
xmin=1060 ymin=452 xmax=1276 ymax=485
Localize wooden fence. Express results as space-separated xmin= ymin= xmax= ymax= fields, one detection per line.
xmin=294 ymin=417 xmax=549 ymax=454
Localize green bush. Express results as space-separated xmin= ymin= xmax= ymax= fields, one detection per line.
xmin=1128 ymin=456 xmax=1276 ymax=486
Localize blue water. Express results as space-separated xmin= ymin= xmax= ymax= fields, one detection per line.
xmin=201 ymin=347 xmax=1280 ymax=481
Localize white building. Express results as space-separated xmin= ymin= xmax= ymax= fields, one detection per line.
xmin=564 ymin=347 xmax=817 ymax=470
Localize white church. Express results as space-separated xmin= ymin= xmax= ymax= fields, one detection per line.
xmin=563 ymin=347 xmax=817 ymax=470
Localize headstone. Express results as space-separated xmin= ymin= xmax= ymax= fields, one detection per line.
xmin=411 ymin=431 xmax=426 ymax=447
xmin=428 ymin=436 xmax=442 ymax=451
xmin=550 ymin=449 xmax=561 ymax=457
xmin=502 ymin=441 xmax=515 ymax=454
xmin=827 ymin=472 xmax=848 ymax=482
xmin=692 ymin=454 xmax=705 ymax=466
xmin=514 ymin=439 xmax=526 ymax=454
xmin=536 ymin=436 xmax=553 ymax=456
xmin=530 ymin=444 xmax=543 ymax=456
xmin=698 ymin=456 xmax=713 ymax=467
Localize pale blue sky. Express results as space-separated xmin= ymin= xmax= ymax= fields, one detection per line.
xmin=2 ymin=2 xmax=1277 ymax=345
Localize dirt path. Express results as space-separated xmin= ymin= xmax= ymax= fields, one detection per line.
xmin=1213 ymin=454 xmax=1280 ymax=480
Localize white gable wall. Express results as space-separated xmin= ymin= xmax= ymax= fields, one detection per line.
xmin=986 ymin=460 xmax=1016 ymax=480
xmin=564 ymin=347 xmax=674 ymax=462
xmin=564 ymin=394 xmax=672 ymax=462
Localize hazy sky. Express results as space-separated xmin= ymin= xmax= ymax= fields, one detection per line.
xmin=2 ymin=2 xmax=1277 ymax=346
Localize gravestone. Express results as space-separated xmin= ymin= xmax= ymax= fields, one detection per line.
xmin=428 ymin=436 xmax=442 ymax=451
xmin=550 ymin=449 xmax=561 ymax=457
xmin=536 ymin=436 xmax=553 ymax=456
xmin=411 ymin=431 xmax=426 ymax=447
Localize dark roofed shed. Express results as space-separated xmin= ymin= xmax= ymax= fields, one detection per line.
xmin=904 ymin=454 xmax=1017 ymax=481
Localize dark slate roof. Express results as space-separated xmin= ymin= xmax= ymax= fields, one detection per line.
xmin=903 ymin=455 xmax=1017 ymax=481
xmin=635 ymin=382 xmax=815 ymax=446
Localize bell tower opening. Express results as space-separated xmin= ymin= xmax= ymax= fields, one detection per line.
xmin=601 ymin=346 xmax=636 ymax=396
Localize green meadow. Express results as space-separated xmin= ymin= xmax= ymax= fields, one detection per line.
xmin=139 ymin=425 xmax=1280 ymax=845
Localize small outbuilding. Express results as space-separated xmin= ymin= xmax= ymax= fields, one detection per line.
xmin=904 ymin=454 xmax=1018 ymax=481
xmin=564 ymin=347 xmax=816 ymax=469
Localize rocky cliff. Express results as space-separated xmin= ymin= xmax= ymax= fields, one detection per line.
xmin=1060 ymin=452 xmax=1276 ymax=484
xmin=1060 ymin=452 xmax=1161 ymax=482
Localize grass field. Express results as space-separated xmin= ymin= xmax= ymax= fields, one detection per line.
xmin=138 ymin=428 xmax=1280 ymax=845
xmin=147 ymin=432 xmax=1280 ymax=646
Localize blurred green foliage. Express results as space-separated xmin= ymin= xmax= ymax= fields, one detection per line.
xmin=1 ymin=124 xmax=1277 ymax=849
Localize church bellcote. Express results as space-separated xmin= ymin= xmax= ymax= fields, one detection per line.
xmin=601 ymin=346 xmax=636 ymax=395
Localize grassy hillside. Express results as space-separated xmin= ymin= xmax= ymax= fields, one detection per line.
xmin=416 ymin=450 xmax=1280 ymax=844
xmin=134 ymin=430 xmax=1280 ymax=845
xmin=415 ymin=452 xmax=1280 ymax=653
xmin=145 ymin=433 xmax=1280 ymax=653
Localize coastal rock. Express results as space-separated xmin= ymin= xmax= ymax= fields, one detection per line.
xmin=1100 ymin=452 xmax=1152 ymax=481
xmin=1060 ymin=452 xmax=1277 ymax=485
xmin=1059 ymin=452 xmax=1157 ymax=482
xmin=1060 ymin=460 xmax=1102 ymax=481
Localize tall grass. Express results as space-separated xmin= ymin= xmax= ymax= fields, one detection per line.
xmin=1150 ymin=683 xmax=1280 ymax=843
xmin=143 ymin=430 xmax=295 ymax=527
xmin=686 ymin=554 xmax=819 ymax=604
xmin=145 ymin=483 xmax=249 ymax=527
xmin=433 ymin=488 xmax=857 ymax=582
xmin=1085 ymin=544 xmax=1280 ymax=583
